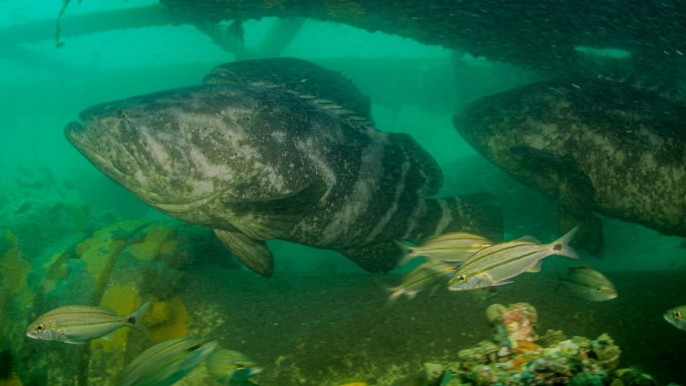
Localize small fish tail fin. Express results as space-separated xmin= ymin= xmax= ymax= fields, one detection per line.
xmin=385 ymin=290 xmax=403 ymax=308
xmin=127 ymin=301 xmax=151 ymax=338
xmin=394 ymin=240 xmax=417 ymax=266
xmin=551 ymin=226 xmax=580 ymax=259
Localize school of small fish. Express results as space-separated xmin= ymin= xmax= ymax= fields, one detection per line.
xmin=25 ymin=303 xmax=262 ymax=385
xmin=384 ymin=224 xmax=686 ymax=325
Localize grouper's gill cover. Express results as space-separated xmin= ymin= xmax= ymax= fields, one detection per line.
xmin=66 ymin=66 xmax=502 ymax=277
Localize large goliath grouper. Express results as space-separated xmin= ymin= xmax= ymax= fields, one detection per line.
xmin=455 ymin=78 xmax=686 ymax=254
xmin=65 ymin=59 xmax=502 ymax=276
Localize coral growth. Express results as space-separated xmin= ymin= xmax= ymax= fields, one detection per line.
xmin=591 ymin=333 xmax=621 ymax=370
xmin=488 ymin=303 xmax=540 ymax=354
xmin=425 ymin=302 xmax=631 ymax=386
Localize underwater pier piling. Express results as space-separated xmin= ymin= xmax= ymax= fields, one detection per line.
xmin=1 ymin=1 xmax=685 ymax=80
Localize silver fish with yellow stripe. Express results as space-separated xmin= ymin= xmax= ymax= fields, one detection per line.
xmin=664 ymin=305 xmax=686 ymax=332
xmin=206 ymin=349 xmax=262 ymax=383
xmin=389 ymin=258 xmax=458 ymax=302
xmin=25 ymin=302 xmax=151 ymax=344
xmin=396 ymin=232 xmax=492 ymax=266
xmin=558 ymin=265 xmax=617 ymax=302
xmin=448 ymin=227 xmax=580 ymax=291
xmin=118 ymin=336 xmax=218 ymax=386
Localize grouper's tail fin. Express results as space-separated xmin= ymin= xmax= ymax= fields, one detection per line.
xmin=413 ymin=192 xmax=503 ymax=245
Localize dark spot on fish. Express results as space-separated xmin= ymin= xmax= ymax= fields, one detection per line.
xmin=553 ymin=244 xmax=562 ymax=251
xmin=127 ymin=317 xmax=135 ymax=325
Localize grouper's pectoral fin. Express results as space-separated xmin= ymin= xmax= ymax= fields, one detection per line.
xmin=510 ymin=146 xmax=603 ymax=255
xmin=557 ymin=169 xmax=603 ymax=255
xmin=223 ymin=180 xmax=327 ymax=240
xmin=213 ymin=229 xmax=274 ymax=277
xmin=339 ymin=242 xmax=401 ymax=273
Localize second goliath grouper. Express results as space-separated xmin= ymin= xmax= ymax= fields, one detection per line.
xmin=455 ymin=78 xmax=686 ymax=254
xmin=65 ymin=60 xmax=501 ymax=276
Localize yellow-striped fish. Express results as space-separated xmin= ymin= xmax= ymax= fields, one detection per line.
xmin=448 ymin=227 xmax=579 ymax=291
xmin=118 ymin=336 xmax=218 ymax=386
xmin=664 ymin=305 xmax=686 ymax=332
xmin=25 ymin=302 xmax=150 ymax=345
xmin=558 ymin=265 xmax=617 ymax=302
xmin=389 ymin=259 xmax=458 ymax=302
xmin=206 ymin=349 xmax=262 ymax=383
xmin=396 ymin=232 xmax=492 ymax=266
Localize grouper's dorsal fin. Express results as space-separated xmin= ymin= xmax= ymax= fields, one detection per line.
xmin=203 ymin=57 xmax=373 ymax=121
xmin=222 ymin=180 xmax=328 ymax=241
xmin=213 ymin=229 xmax=274 ymax=277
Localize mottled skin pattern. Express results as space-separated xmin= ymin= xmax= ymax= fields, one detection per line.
xmin=204 ymin=57 xmax=372 ymax=121
xmin=66 ymin=83 xmax=502 ymax=276
xmin=455 ymin=78 xmax=686 ymax=254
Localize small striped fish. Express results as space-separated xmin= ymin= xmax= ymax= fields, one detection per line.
xmin=664 ymin=305 xmax=686 ymax=332
xmin=118 ymin=336 xmax=218 ymax=386
xmin=396 ymin=232 xmax=492 ymax=266
xmin=25 ymin=302 xmax=150 ymax=344
xmin=206 ymin=349 xmax=262 ymax=383
xmin=558 ymin=265 xmax=617 ymax=302
xmin=389 ymin=259 xmax=458 ymax=302
xmin=448 ymin=227 xmax=580 ymax=291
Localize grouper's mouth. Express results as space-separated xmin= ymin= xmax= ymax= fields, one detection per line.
xmin=65 ymin=120 xmax=126 ymax=178
xmin=66 ymin=120 xmax=230 ymax=214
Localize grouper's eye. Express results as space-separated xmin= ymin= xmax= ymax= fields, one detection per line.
xmin=116 ymin=108 xmax=127 ymax=117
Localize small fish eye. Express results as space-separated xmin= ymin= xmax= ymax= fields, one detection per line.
xmin=457 ymin=274 xmax=467 ymax=282
xmin=116 ymin=109 xmax=127 ymax=117
xmin=36 ymin=323 xmax=45 ymax=333
xmin=674 ymin=311 xmax=683 ymax=319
